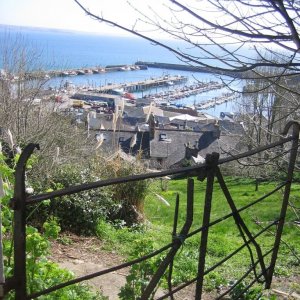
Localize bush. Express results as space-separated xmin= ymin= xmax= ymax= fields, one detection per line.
xmin=96 ymin=156 xmax=149 ymax=226
xmin=0 ymin=152 xmax=105 ymax=299
xmin=29 ymin=165 xmax=117 ymax=235
xmin=119 ymin=237 xmax=163 ymax=300
xmin=29 ymin=155 xmax=150 ymax=233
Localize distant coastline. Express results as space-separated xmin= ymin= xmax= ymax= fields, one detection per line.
xmin=0 ymin=23 xmax=141 ymax=38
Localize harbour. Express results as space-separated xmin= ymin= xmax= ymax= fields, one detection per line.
xmin=63 ymin=75 xmax=237 ymax=115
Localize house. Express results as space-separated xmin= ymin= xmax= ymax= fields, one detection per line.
xmin=149 ymin=125 xmax=220 ymax=169
xmin=88 ymin=105 xmax=245 ymax=169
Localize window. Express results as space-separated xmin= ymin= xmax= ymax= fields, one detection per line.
xmin=159 ymin=133 xmax=167 ymax=141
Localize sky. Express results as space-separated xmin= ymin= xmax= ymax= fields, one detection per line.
xmin=0 ymin=0 xmax=146 ymax=36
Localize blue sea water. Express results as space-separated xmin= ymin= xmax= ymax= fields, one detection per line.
xmin=0 ymin=25 xmax=239 ymax=116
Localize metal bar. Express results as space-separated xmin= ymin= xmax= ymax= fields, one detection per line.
xmin=140 ymin=178 xmax=194 ymax=300
xmin=10 ymin=144 xmax=39 ymax=300
xmin=25 ymin=136 xmax=294 ymax=205
xmin=216 ymin=248 xmax=273 ymax=299
xmin=195 ymin=152 xmax=219 ymax=299
xmin=215 ymin=167 xmax=268 ymax=283
xmin=8 ymin=122 xmax=298 ymax=299
xmin=231 ymin=270 xmax=267 ymax=300
xmin=186 ymin=182 xmax=286 ymax=239
xmin=266 ymin=121 xmax=300 ymax=288
xmin=28 ymin=240 xmax=173 ymax=299
xmin=167 ymin=193 xmax=180 ymax=300
xmin=157 ymin=222 xmax=276 ymax=300
xmin=28 ymin=191 xmax=279 ymax=299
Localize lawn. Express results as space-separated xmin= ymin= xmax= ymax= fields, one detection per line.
xmin=98 ymin=175 xmax=300 ymax=295
xmin=142 ymin=175 xmax=300 ymax=291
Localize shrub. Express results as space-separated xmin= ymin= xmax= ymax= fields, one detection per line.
xmin=119 ymin=237 xmax=163 ymax=300
xmin=0 ymin=152 xmax=105 ymax=299
xmin=29 ymin=154 xmax=150 ymax=233
xmin=95 ymin=156 xmax=149 ymax=226
xmin=29 ymin=165 xmax=117 ymax=235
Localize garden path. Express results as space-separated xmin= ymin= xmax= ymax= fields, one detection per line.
xmin=49 ymin=234 xmax=299 ymax=299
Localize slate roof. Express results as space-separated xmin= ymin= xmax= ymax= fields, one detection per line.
xmin=89 ymin=115 xmax=135 ymax=131
xmin=149 ymin=129 xmax=220 ymax=168
xmin=219 ymin=119 xmax=245 ymax=135
xmin=94 ymin=130 xmax=150 ymax=157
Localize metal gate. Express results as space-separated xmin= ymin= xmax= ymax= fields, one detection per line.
xmin=2 ymin=121 xmax=299 ymax=299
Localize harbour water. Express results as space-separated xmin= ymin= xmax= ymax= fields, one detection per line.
xmin=0 ymin=24 xmax=240 ymax=117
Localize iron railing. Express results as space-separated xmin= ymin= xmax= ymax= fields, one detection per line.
xmin=2 ymin=120 xmax=300 ymax=299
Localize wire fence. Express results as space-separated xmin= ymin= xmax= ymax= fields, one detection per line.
xmin=3 ymin=121 xmax=300 ymax=299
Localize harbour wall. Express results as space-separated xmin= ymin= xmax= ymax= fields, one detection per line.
xmin=135 ymin=61 xmax=248 ymax=79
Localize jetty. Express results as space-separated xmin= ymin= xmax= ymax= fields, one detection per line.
xmin=135 ymin=61 xmax=247 ymax=78
xmin=196 ymin=93 xmax=240 ymax=110
xmin=93 ymin=75 xmax=187 ymax=93
xmin=5 ymin=64 xmax=149 ymax=81
xmin=141 ymin=81 xmax=225 ymax=102
xmin=48 ymin=64 xmax=148 ymax=78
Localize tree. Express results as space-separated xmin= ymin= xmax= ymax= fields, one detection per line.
xmin=74 ymin=1 xmax=300 ymax=79
xmin=0 ymin=32 xmax=92 ymax=174
xmin=74 ymin=0 xmax=300 ymax=174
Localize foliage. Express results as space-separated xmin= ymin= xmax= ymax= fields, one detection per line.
xmin=119 ymin=237 xmax=163 ymax=300
xmin=0 ymin=150 xmax=106 ymax=299
xmin=28 ymin=152 xmax=150 ymax=234
xmin=90 ymin=154 xmax=150 ymax=226
xmin=229 ymin=282 xmax=262 ymax=300
xmin=29 ymin=165 xmax=116 ymax=235
xmin=95 ymin=218 xmax=146 ymax=254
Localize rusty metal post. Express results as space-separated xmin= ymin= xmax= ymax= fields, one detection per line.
xmin=167 ymin=193 xmax=180 ymax=300
xmin=195 ymin=152 xmax=219 ymax=299
xmin=140 ymin=178 xmax=194 ymax=300
xmin=266 ymin=121 xmax=299 ymax=288
xmin=215 ymin=167 xmax=267 ymax=283
xmin=9 ymin=144 xmax=39 ymax=300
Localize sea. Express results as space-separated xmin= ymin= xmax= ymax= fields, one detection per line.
xmin=0 ymin=24 xmax=240 ymax=117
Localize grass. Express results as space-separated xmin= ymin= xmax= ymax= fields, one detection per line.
xmin=97 ymin=175 xmax=300 ymax=293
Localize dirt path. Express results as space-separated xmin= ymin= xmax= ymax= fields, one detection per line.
xmin=49 ymin=234 xmax=300 ymax=300
xmin=49 ymin=234 xmax=129 ymax=299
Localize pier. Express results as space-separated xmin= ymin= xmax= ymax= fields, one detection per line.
xmin=196 ymin=93 xmax=240 ymax=110
xmin=135 ymin=61 xmax=247 ymax=78
xmin=95 ymin=75 xmax=187 ymax=93
xmin=48 ymin=64 xmax=148 ymax=78
xmin=11 ymin=64 xmax=148 ymax=81
xmin=141 ymin=81 xmax=225 ymax=102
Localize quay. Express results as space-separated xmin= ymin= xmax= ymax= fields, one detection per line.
xmin=135 ymin=61 xmax=247 ymax=78
xmin=69 ymin=79 xmax=234 ymax=109
xmin=141 ymin=81 xmax=225 ymax=102
xmin=196 ymin=93 xmax=240 ymax=110
xmin=17 ymin=64 xmax=148 ymax=80
xmin=95 ymin=75 xmax=187 ymax=93
xmin=48 ymin=64 xmax=148 ymax=78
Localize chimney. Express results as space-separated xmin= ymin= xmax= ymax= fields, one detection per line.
xmin=148 ymin=113 xmax=155 ymax=140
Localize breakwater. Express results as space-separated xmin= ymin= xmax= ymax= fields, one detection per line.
xmin=135 ymin=61 xmax=247 ymax=78
xmin=48 ymin=64 xmax=148 ymax=78
xmin=1 ymin=64 xmax=148 ymax=81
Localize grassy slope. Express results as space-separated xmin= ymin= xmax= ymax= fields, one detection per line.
xmin=142 ymin=176 xmax=300 ymax=290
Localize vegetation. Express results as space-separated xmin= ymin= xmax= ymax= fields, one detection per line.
xmin=28 ymin=153 xmax=149 ymax=235
xmin=1 ymin=139 xmax=299 ymax=298
xmin=2 ymin=3 xmax=300 ymax=297
xmin=93 ymin=176 xmax=300 ymax=298
xmin=0 ymin=145 xmax=107 ymax=299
